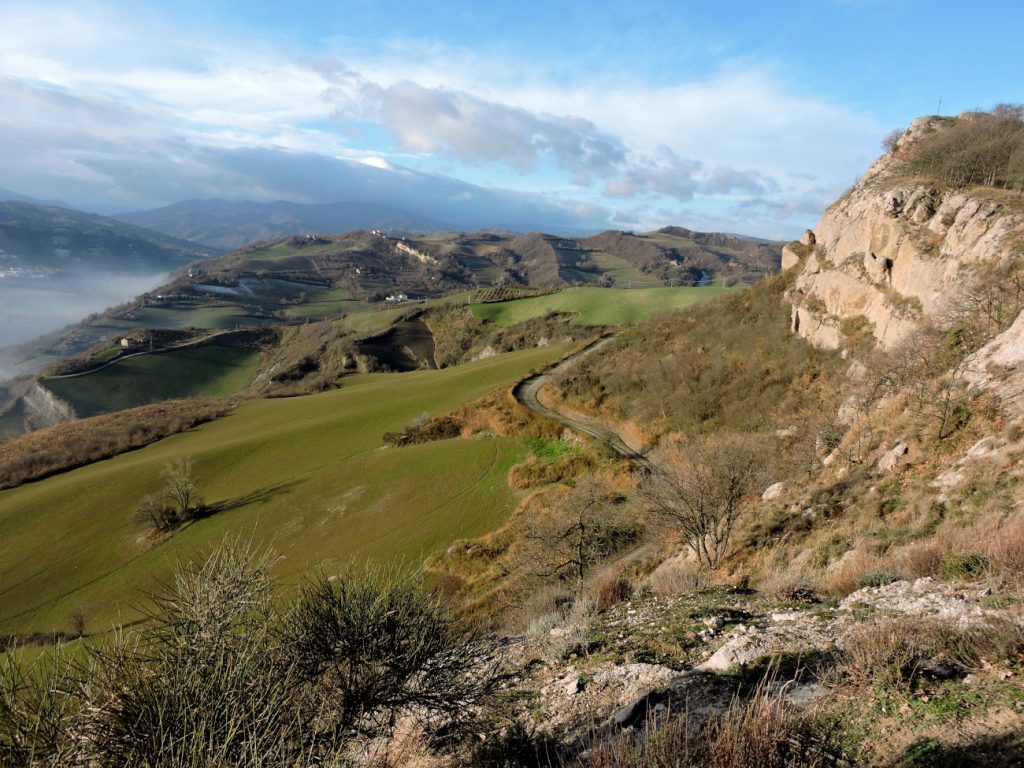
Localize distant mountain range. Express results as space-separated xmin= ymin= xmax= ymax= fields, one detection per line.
xmin=114 ymin=199 xmax=453 ymax=251
xmin=0 ymin=200 xmax=219 ymax=273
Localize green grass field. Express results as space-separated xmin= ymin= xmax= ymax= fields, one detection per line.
xmin=42 ymin=345 xmax=261 ymax=418
xmin=0 ymin=345 xmax=567 ymax=636
xmin=467 ymin=285 xmax=730 ymax=326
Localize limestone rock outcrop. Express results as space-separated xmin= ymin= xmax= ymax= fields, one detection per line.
xmin=787 ymin=116 xmax=1023 ymax=351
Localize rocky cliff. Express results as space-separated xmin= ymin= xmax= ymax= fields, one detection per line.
xmin=786 ymin=115 xmax=1024 ymax=351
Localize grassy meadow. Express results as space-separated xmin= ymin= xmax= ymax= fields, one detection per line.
xmin=468 ymin=285 xmax=730 ymax=326
xmin=42 ymin=345 xmax=261 ymax=417
xmin=0 ymin=344 xmax=567 ymax=636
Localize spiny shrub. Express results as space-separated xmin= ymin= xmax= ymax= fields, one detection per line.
xmin=278 ymin=565 xmax=503 ymax=744
xmin=2 ymin=540 xmax=502 ymax=767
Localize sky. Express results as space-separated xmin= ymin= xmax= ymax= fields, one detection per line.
xmin=0 ymin=0 xmax=1021 ymax=239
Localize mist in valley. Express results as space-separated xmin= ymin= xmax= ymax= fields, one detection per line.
xmin=0 ymin=270 xmax=167 ymax=379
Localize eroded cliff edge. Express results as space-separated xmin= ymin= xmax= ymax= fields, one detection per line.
xmin=785 ymin=114 xmax=1023 ymax=352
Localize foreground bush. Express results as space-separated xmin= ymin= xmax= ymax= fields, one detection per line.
xmin=1 ymin=541 xmax=501 ymax=767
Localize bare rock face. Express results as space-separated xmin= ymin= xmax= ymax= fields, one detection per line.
xmin=787 ymin=118 xmax=1022 ymax=351
xmin=22 ymin=383 xmax=76 ymax=429
xmin=878 ymin=442 xmax=909 ymax=473
xmin=965 ymin=310 xmax=1024 ymax=415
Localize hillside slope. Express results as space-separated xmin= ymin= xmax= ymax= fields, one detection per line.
xmin=0 ymin=344 xmax=567 ymax=636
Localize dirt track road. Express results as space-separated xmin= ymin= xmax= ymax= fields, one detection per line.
xmin=513 ymin=335 xmax=649 ymax=466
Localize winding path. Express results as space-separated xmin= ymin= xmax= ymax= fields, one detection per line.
xmin=513 ymin=335 xmax=650 ymax=467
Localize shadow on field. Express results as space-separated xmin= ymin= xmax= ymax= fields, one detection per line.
xmin=198 ymin=480 xmax=302 ymax=518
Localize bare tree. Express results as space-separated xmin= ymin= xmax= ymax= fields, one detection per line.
xmin=525 ymin=480 xmax=638 ymax=592
xmin=881 ymin=128 xmax=904 ymax=154
xmin=162 ymin=459 xmax=203 ymax=522
xmin=641 ymin=434 xmax=764 ymax=569
xmin=134 ymin=493 xmax=174 ymax=531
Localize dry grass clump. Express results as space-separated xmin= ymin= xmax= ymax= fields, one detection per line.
xmin=840 ymin=613 xmax=1024 ymax=694
xmin=592 ymin=572 xmax=635 ymax=612
xmin=508 ymin=452 xmax=599 ymax=489
xmin=823 ymin=544 xmax=904 ymax=597
xmin=456 ymin=388 xmax=561 ymax=440
xmin=756 ymin=565 xmax=820 ymax=604
xmin=527 ymin=596 xmax=596 ymax=660
xmin=979 ymin=517 xmax=1024 ymax=586
xmin=893 ymin=516 xmax=1024 ymax=587
xmin=578 ymin=685 xmax=845 ymax=768
xmin=840 ymin=617 xmax=932 ymax=691
xmin=647 ymin=556 xmax=704 ymax=597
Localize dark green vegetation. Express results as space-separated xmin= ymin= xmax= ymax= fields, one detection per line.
xmin=42 ymin=344 xmax=260 ymax=417
xmin=0 ymin=201 xmax=218 ymax=272
xmin=0 ymin=344 xmax=567 ymax=635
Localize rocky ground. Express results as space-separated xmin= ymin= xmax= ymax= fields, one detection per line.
xmin=495 ymin=577 xmax=1024 ymax=764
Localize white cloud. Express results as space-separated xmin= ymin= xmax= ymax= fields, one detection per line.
xmin=0 ymin=2 xmax=887 ymax=236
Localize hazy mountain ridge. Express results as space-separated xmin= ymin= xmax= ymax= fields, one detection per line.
xmin=115 ymin=198 xmax=453 ymax=251
xmin=0 ymin=200 xmax=219 ymax=273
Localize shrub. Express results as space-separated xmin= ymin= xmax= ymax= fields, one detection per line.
xmin=75 ymin=542 xmax=301 ymax=767
xmin=4 ymin=541 xmax=503 ymax=766
xmin=593 ymin=573 xmax=633 ymax=612
xmin=133 ymin=459 xmax=205 ymax=532
xmin=383 ymin=415 xmax=463 ymax=447
xmin=855 ymin=570 xmax=902 ymax=589
xmin=0 ymin=649 xmax=79 ymax=767
xmin=901 ymin=105 xmax=1024 ymax=191
xmin=278 ymin=565 xmax=503 ymax=743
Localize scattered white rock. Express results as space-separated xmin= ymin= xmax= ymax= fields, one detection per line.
xmin=878 ymin=442 xmax=909 ymax=472
xmin=762 ymin=482 xmax=786 ymax=501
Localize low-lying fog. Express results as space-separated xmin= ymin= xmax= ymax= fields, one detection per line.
xmin=0 ymin=270 xmax=167 ymax=376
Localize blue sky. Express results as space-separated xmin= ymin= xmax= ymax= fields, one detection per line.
xmin=0 ymin=0 xmax=1021 ymax=238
